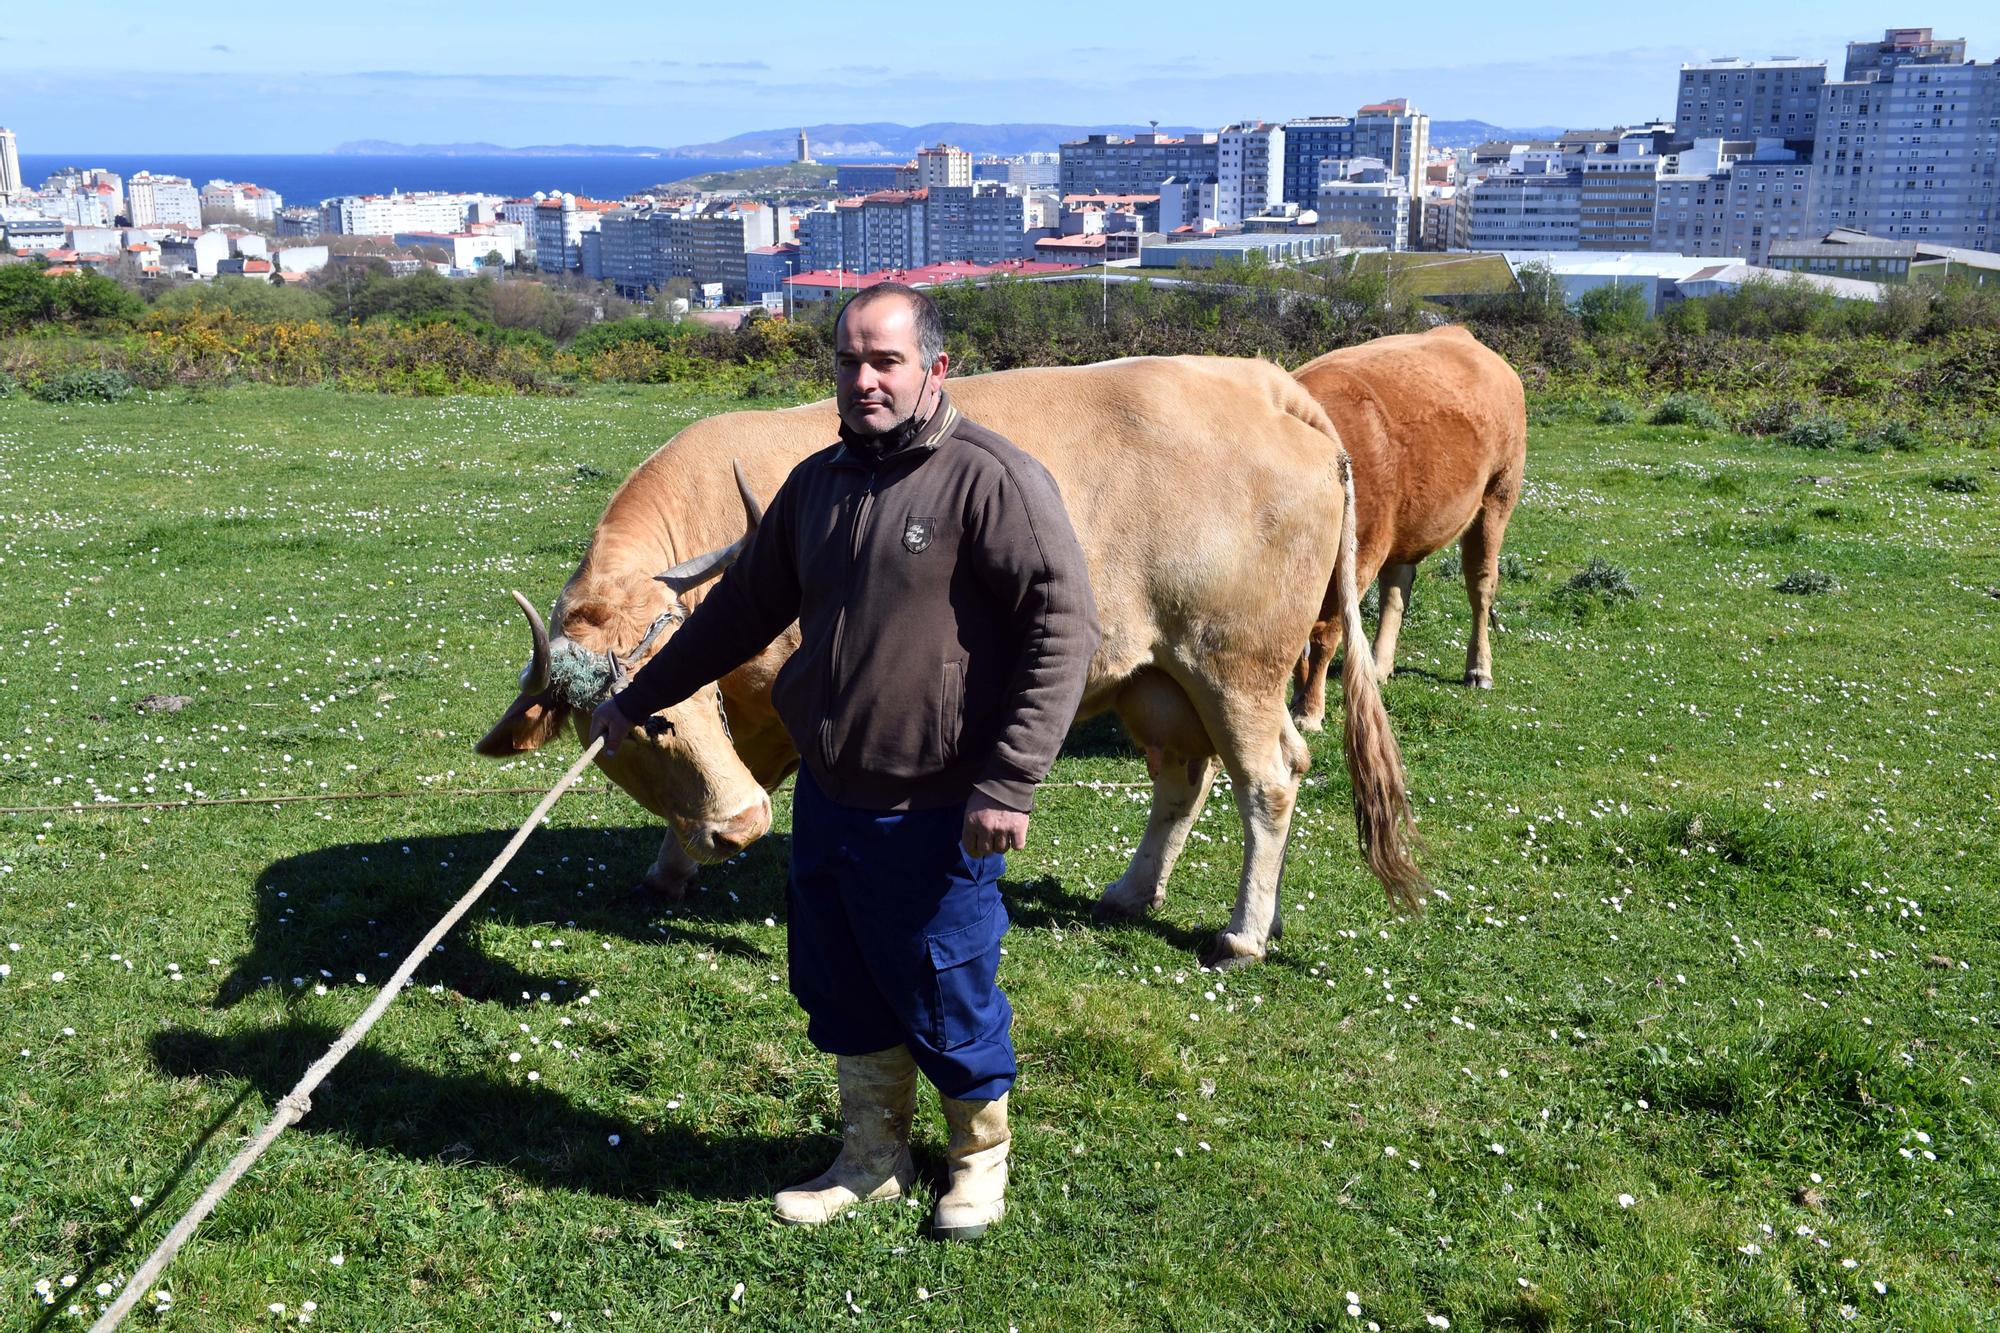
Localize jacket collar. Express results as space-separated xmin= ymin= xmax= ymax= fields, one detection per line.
xmin=829 ymin=390 xmax=960 ymax=470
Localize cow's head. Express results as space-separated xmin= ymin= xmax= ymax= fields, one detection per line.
xmin=476 ymin=463 xmax=773 ymax=865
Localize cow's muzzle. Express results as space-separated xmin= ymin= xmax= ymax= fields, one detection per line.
xmin=671 ymin=794 xmax=773 ymax=862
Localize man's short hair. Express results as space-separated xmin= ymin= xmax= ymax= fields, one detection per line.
xmin=835 ymin=283 xmax=945 ymax=367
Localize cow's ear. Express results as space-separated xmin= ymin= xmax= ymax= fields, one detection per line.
xmin=474 ymin=691 xmax=573 ymax=756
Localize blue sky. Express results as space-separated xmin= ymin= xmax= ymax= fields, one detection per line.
xmin=4 ymin=3 xmax=1993 ymax=152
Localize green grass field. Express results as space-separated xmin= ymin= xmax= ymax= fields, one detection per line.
xmin=2 ymin=381 xmax=1996 ymax=1331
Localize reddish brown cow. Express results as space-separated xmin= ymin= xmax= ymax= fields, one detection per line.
xmin=1290 ymin=325 xmax=1528 ymax=731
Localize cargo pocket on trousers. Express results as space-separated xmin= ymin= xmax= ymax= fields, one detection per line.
xmin=923 ymin=900 xmax=1007 ymax=1052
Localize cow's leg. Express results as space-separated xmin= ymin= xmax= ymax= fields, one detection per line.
xmin=1096 ymin=754 xmax=1218 ymax=919
xmin=1192 ymin=693 xmax=1311 ymax=970
xmin=1459 ymin=483 xmax=1518 ymax=689
xmin=1371 ymin=562 xmax=1417 ymax=679
xmin=1098 ymin=670 xmax=1218 ymax=919
xmin=639 ymin=831 xmax=697 ymax=899
xmin=1290 ymin=618 xmax=1341 ymax=735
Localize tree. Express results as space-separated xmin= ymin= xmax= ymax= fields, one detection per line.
xmin=1576 ymin=281 xmax=1649 ymax=337
xmin=0 ymin=265 xmax=58 ymax=332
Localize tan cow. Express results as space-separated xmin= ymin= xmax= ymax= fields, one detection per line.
xmin=1289 ymin=325 xmax=1528 ymax=731
xmin=478 ymin=356 xmax=1424 ymax=967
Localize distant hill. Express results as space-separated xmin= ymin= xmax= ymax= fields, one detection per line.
xmin=334 ymin=124 xmax=1206 ymax=161
xmin=332 ymin=140 xmax=669 ymax=157
xmin=1428 ymin=120 xmax=1573 ymax=148
xmin=668 ymin=123 xmax=1204 ymax=160
xmin=335 ymin=120 xmax=1578 ymax=161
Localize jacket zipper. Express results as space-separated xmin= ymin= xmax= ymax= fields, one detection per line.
xmin=819 ymin=470 xmax=879 ymax=771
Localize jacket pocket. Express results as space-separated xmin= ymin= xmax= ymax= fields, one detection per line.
xmin=922 ymin=899 xmax=1008 ymax=1052
xmin=937 ymin=659 xmax=965 ymax=764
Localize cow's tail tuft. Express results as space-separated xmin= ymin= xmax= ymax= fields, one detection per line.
xmin=1335 ymin=453 xmax=1428 ymax=913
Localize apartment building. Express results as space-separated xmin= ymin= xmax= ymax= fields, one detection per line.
xmin=126 ymin=172 xmax=202 ymax=228
xmin=1281 ymin=101 xmax=1428 ymax=207
xmin=1577 ymin=144 xmax=1663 ymax=250
xmin=1217 ymin=122 xmax=1284 ymax=227
xmin=0 ymin=128 xmax=20 ymax=203
xmin=1467 ymin=161 xmax=1582 ymax=250
xmin=1845 ymin=27 xmax=1966 ymax=81
xmin=324 ymin=191 xmax=487 ymax=236
xmin=1059 ymin=132 xmax=1220 ymax=197
xmin=1810 ymin=51 xmax=2000 ymax=251
xmin=915 ymin=143 xmax=972 ymax=190
xmin=1673 ymin=57 xmax=1826 ymax=143
xmin=1316 ymin=159 xmax=1410 ymax=249
xmin=925 ymin=184 xmax=1032 ymax=263
xmin=201 ymin=179 xmax=283 ymax=221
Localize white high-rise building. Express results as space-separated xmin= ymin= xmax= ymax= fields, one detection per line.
xmin=1218 ymin=122 xmax=1285 ymax=226
xmin=127 ymin=172 xmax=203 ymax=228
xmin=0 ymin=128 xmax=21 ymax=203
xmin=916 ymin=143 xmax=972 ymax=190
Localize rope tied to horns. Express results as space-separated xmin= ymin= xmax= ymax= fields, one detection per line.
xmin=85 ymin=738 xmax=606 ymax=1333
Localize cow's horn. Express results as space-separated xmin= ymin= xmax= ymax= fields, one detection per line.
xmin=733 ymin=459 xmax=763 ymax=531
xmin=509 ymin=589 xmax=552 ymax=695
xmin=654 ymin=460 xmax=762 ymax=594
xmin=655 ymin=538 xmax=747 ymax=594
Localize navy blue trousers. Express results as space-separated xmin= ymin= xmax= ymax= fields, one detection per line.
xmin=787 ymin=767 xmax=1015 ymax=1101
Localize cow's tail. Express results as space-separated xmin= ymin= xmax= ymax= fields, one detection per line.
xmin=1334 ymin=452 xmax=1428 ymax=913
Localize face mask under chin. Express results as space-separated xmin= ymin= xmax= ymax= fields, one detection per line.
xmin=840 ymin=390 xmax=935 ymax=460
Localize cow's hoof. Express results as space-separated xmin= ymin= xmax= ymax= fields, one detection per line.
xmin=638 ymin=870 xmax=693 ymax=901
xmin=1291 ymin=711 xmax=1326 ymax=735
xmin=1464 ymin=672 xmax=1493 ymax=690
xmin=1093 ymin=888 xmax=1160 ymax=923
xmin=1197 ymin=931 xmax=1264 ymax=971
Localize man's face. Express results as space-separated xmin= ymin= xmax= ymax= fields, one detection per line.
xmin=835 ymin=295 xmax=947 ymax=437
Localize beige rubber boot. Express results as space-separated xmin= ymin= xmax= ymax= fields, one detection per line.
xmin=773 ymin=1047 xmax=918 ymax=1226
xmin=932 ymin=1093 xmax=1010 ymax=1241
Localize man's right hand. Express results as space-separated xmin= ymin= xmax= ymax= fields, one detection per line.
xmin=587 ymin=697 xmax=634 ymax=758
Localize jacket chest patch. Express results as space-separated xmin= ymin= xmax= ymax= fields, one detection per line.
xmin=902 ymin=516 xmax=936 ymax=554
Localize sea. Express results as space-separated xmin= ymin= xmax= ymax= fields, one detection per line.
xmin=17 ymin=153 xmax=775 ymax=204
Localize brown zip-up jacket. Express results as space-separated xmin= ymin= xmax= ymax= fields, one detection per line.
xmin=613 ymin=392 xmax=1100 ymax=813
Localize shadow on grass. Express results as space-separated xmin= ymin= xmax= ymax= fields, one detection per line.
xmin=30 ymin=1087 xmax=257 ymax=1332
xmin=150 ymin=1024 xmax=803 ymax=1202
xmin=216 ymin=825 xmax=789 ymax=1011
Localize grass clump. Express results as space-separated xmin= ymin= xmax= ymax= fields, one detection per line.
xmin=1929 ymin=472 xmax=1981 ymax=494
xmin=1773 ymin=569 xmax=1837 ymax=595
xmin=1555 ymin=555 xmax=1638 ymax=607
xmin=1595 ymin=399 xmax=1638 ymax=425
xmin=1648 ymin=394 xmax=1725 ymax=432
xmin=1780 ymin=414 xmax=1851 ymax=450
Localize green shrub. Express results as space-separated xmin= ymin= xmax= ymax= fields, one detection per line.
xmin=1929 ymin=473 xmax=1981 ymax=494
xmin=1780 ymin=415 xmax=1850 ymax=450
xmin=1595 ymin=399 xmax=1638 ymax=425
xmin=1739 ymin=398 xmax=1802 ymax=436
xmin=31 ymin=368 xmax=134 ymax=403
xmin=1649 ymin=394 xmax=1725 ymax=431
xmin=0 ymin=370 xmax=15 ymax=398
xmin=1857 ymin=420 xmax=1921 ymax=452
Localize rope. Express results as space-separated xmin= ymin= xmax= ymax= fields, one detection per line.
xmin=87 ymin=737 xmax=606 ymax=1333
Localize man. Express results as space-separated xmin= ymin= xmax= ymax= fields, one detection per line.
xmin=589 ymin=284 xmax=1099 ymax=1240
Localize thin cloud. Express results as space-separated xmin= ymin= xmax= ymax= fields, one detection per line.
xmin=696 ymin=60 xmax=768 ymax=71
xmin=210 ymin=44 xmax=232 ymax=53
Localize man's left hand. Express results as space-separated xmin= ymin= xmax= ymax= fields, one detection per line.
xmin=962 ymin=793 xmax=1029 ymax=858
